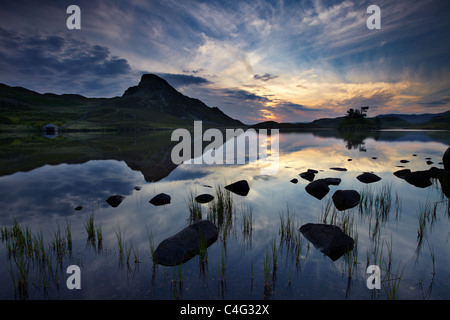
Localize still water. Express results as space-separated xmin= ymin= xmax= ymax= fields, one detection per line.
xmin=0 ymin=129 xmax=448 ymax=299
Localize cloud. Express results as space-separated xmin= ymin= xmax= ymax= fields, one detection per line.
xmin=254 ymin=73 xmax=278 ymax=82
xmin=155 ymin=73 xmax=212 ymax=88
xmin=0 ymin=28 xmax=133 ymax=96
xmin=222 ymin=89 xmax=271 ymax=103
xmin=418 ymin=97 xmax=450 ymax=107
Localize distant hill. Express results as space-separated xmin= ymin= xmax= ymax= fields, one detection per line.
xmin=252 ymin=110 xmax=450 ymax=130
xmin=0 ymin=74 xmax=243 ymax=132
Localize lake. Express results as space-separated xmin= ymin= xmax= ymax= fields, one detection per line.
xmin=0 ymin=129 xmax=449 ymax=300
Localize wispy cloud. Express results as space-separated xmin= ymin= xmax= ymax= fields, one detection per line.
xmin=0 ymin=0 xmax=449 ymax=123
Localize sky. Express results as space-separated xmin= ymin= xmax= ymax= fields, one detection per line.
xmin=0 ymin=0 xmax=449 ymax=124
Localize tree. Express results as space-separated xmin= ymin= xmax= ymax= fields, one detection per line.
xmin=346 ymin=106 xmax=369 ymax=119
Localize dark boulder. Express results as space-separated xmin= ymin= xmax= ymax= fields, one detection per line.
xmin=400 ymin=160 xmax=409 ymax=164
xmin=443 ymin=147 xmax=450 ymax=171
xmin=305 ymin=178 xmax=342 ymax=200
xmin=195 ymin=194 xmax=214 ymax=204
xmin=149 ymin=193 xmax=171 ymax=206
xmin=153 ymin=220 xmax=218 ymax=266
xmin=357 ymin=172 xmax=382 ymax=184
xmin=74 ymin=205 xmax=83 ymax=211
xmin=290 ymin=178 xmax=298 ymax=184
xmin=224 ymin=180 xmax=250 ymax=196
xmin=323 ymin=177 xmax=341 ymax=186
xmin=402 ymin=170 xmax=433 ymax=188
xmin=299 ymin=223 xmax=354 ymax=261
xmin=305 ymin=179 xmax=330 ymax=200
xmin=299 ymin=170 xmax=316 ymax=182
xmin=332 ymin=190 xmax=360 ymax=211
xmin=106 ymin=195 xmax=126 ymax=208
xmin=393 ymin=169 xmax=411 ymax=178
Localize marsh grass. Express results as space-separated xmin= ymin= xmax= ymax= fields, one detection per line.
xmin=187 ymin=188 xmax=202 ymax=223
xmin=207 ymin=184 xmax=234 ymax=241
xmin=84 ymin=213 xmax=96 ymax=244
xmin=0 ymin=218 xmax=78 ymax=299
xmin=147 ymin=226 xmax=157 ymax=264
xmin=114 ymin=222 xmax=125 ymax=259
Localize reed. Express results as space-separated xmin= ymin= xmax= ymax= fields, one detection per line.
xmin=146 ymin=226 xmax=157 ymax=263
xmin=186 ymin=188 xmax=202 ymax=222
xmin=114 ymin=222 xmax=125 ymax=258
xmin=84 ymin=213 xmax=96 ymax=243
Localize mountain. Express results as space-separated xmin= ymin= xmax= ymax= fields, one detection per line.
xmin=0 ymin=74 xmax=243 ymax=132
xmin=374 ymin=111 xmax=450 ymax=124
xmin=252 ymin=110 xmax=450 ymax=130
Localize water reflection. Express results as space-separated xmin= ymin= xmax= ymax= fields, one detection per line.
xmin=0 ymin=130 xmax=448 ymax=300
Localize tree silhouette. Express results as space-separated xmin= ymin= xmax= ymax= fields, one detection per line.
xmin=346 ymin=106 xmax=369 ymax=119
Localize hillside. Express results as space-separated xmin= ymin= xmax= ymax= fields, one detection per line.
xmin=0 ymin=74 xmax=243 ymax=132
xmin=252 ymin=110 xmax=450 ymax=130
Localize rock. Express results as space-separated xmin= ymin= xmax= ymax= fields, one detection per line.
xmin=305 ymin=179 xmax=330 ymax=200
xmin=400 ymin=160 xmax=409 ymax=163
xmin=332 ymin=190 xmax=360 ymax=211
xmin=348 ymin=159 xmax=352 ymax=161
xmin=153 ymin=220 xmax=218 ymax=266
xmin=323 ymin=177 xmax=341 ymax=186
xmin=426 ymin=160 xmax=433 ymax=165
xmin=149 ymin=193 xmax=171 ymax=206
xmin=330 ymin=167 xmax=347 ymax=171
xmin=74 ymin=205 xmax=83 ymax=211
xmin=357 ymin=172 xmax=382 ymax=184
xmin=134 ymin=186 xmax=142 ymax=191
xmin=299 ymin=171 xmax=316 ymax=182
xmin=224 ymin=180 xmax=250 ymax=196
xmin=106 ymin=195 xmax=126 ymax=208
xmin=290 ymin=178 xmax=298 ymax=184
xmin=393 ymin=169 xmax=411 ymax=179
xmin=305 ymin=178 xmax=342 ymax=200
xmin=443 ymin=147 xmax=450 ymax=171
xmin=195 ymin=194 xmax=214 ymax=204
xmin=299 ymin=223 xmax=354 ymax=261
xmin=402 ymin=170 xmax=433 ymax=188
xmin=372 ymin=157 xmax=377 ymax=160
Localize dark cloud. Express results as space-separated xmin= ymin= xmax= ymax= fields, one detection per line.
xmin=254 ymin=73 xmax=278 ymax=82
xmin=0 ymin=28 xmax=133 ymax=96
xmin=418 ymin=97 xmax=450 ymax=107
xmin=222 ymin=89 xmax=271 ymax=103
xmin=156 ymin=73 xmax=211 ymax=88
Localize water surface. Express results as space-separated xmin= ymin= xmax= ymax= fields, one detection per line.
xmin=0 ymin=129 xmax=448 ymax=300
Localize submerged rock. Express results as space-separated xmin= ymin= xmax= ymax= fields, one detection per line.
xmin=153 ymin=220 xmax=218 ymax=266
xmin=195 ymin=194 xmax=214 ymax=204
xmin=74 ymin=205 xmax=83 ymax=211
xmin=290 ymin=178 xmax=298 ymax=184
xmin=224 ymin=180 xmax=250 ymax=196
xmin=149 ymin=193 xmax=171 ymax=206
xmin=299 ymin=223 xmax=354 ymax=261
xmin=329 ymin=167 xmax=347 ymax=171
xmin=332 ymin=190 xmax=360 ymax=211
xmin=357 ymin=172 xmax=382 ymax=184
xmin=106 ymin=195 xmax=126 ymax=208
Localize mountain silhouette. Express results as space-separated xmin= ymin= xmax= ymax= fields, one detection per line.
xmin=0 ymin=74 xmax=243 ymax=131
